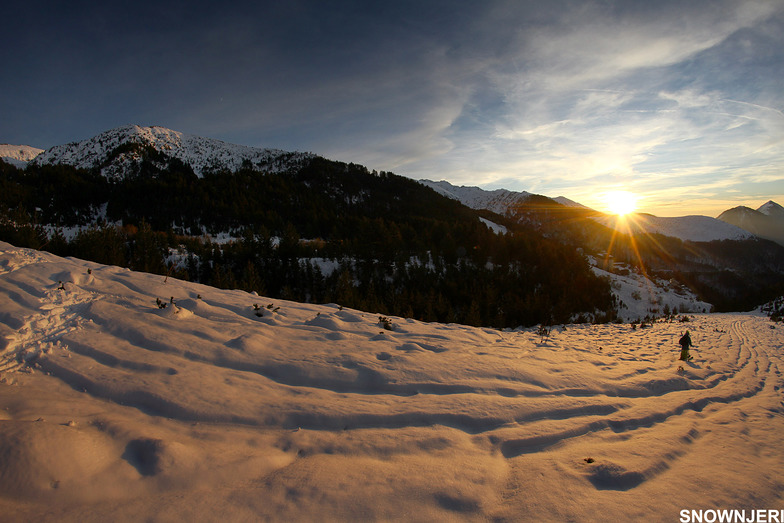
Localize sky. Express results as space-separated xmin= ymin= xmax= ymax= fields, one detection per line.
xmin=2 ymin=0 xmax=783 ymax=217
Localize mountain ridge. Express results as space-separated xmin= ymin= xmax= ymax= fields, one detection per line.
xmin=6 ymin=123 xmax=782 ymax=253
xmin=423 ymin=179 xmax=759 ymax=244
xmin=717 ymin=203 xmax=784 ymax=247
xmin=595 ymin=213 xmax=753 ymax=243
xmin=3 ymin=124 xmax=784 ymax=316
xmin=0 ymin=144 xmax=44 ymax=167
xmin=419 ymin=179 xmax=536 ymax=216
xmin=29 ymin=124 xmax=315 ymax=180
xmin=11 ymin=125 xmax=781 ymax=242
xmin=758 ymin=200 xmax=784 ymax=218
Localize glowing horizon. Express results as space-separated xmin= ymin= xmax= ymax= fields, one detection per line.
xmin=2 ymin=2 xmax=782 ymax=217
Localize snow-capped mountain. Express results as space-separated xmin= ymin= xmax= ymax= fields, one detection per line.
xmin=5 ymin=125 xmax=784 ymax=317
xmin=758 ymin=200 xmax=784 ymax=220
xmin=17 ymin=125 xmax=784 ymax=245
xmin=718 ymin=202 xmax=784 ymax=246
xmin=419 ymin=180 xmax=537 ymax=216
xmin=31 ymin=125 xmax=315 ymax=179
xmin=594 ymin=213 xmax=753 ymax=243
xmin=422 ymin=180 xmax=755 ymax=244
xmin=25 ymin=126 xmax=779 ymax=248
xmin=0 ymin=144 xmax=44 ymax=167
xmin=552 ymin=195 xmax=590 ymax=209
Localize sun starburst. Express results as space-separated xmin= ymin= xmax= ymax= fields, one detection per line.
xmin=604 ymin=190 xmax=638 ymax=216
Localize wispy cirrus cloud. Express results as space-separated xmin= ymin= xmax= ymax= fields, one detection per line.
xmin=376 ymin=0 xmax=784 ymax=215
xmin=1 ymin=0 xmax=782 ymax=216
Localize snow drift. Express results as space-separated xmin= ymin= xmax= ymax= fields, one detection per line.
xmin=1 ymin=241 xmax=783 ymax=521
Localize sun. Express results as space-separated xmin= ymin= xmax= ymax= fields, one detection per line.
xmin=604 ymin=190 xmax=638 ymax=216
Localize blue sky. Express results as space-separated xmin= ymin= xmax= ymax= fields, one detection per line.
xmin=2 ymin=0 xmax=783 ymax=216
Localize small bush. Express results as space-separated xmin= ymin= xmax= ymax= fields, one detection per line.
xmin=378 ymin=316 xmax=394 ymax=331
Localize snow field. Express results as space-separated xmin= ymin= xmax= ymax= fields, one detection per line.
xmin=1 ymin=241 xmax=783 ymax=521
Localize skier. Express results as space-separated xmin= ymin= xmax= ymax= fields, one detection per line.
xmin=679 ymin=330 xmax=693 ymax=361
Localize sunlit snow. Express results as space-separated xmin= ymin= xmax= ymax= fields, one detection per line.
xmin=1 ymin=242 xmax=783 ymax=521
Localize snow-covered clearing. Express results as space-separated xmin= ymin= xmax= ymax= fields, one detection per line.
xmin=1 ymin=241 xmax=783 ymax=521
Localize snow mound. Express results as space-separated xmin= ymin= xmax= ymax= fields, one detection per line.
xmin=0 ymin=421 xmax=120 ymax=499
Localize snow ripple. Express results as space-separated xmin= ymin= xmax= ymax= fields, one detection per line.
xmin=2 ymin=241 xmax=784 ymax=520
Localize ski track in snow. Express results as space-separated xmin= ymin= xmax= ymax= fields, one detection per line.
xmin=1 ymin=241 xmax=784 ymax=521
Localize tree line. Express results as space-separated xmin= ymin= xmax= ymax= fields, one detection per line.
xmin=0 ymin=153 xmax=617 ymax=327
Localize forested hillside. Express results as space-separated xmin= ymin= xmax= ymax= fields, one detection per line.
xmin=0 ymin=153 xmax=616 ymax=328
xmin=498 ymin=198 xmax=784 ymax=312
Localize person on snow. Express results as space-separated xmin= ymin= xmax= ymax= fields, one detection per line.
xmin=679 ymin=330 xmax=693 ymax=361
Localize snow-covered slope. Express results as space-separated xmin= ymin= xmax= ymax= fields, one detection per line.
xmin=419 ymin=180 xmax=535 ymax=216
xmin=0 ymin=144 xmax=44 ymax=167
xmin=595 ymin=213 xmax=753 ymax=242
xmin=2 ymin=241 xmax=784 ymax=521
xmin=31 ymin=125 xmax=315 ymax=179
xmin=593 ymin=263 xmax=712 ymax=320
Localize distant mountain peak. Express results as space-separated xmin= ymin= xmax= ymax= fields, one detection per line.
xmin=31 ymin=125 xmax=315 ymax=179
xmin=595 ymin=213 xmax=753 ymax=242
xmin=420 ymin=179 xmax=753 ymax=243
xmin=719 ymin=205 xmax=759 ymax=217
xmin=0 ymin=144 xmax=44 ymax=166
xmin=553 ymin=196 xmax=591 ymax=210
xmin=418 ymin=179 xmax=536 ymax=216
xmin=758 ymin=200 xmax=784 ymax=217
xmin=718 ymin=201 xmax=784 ymax=246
